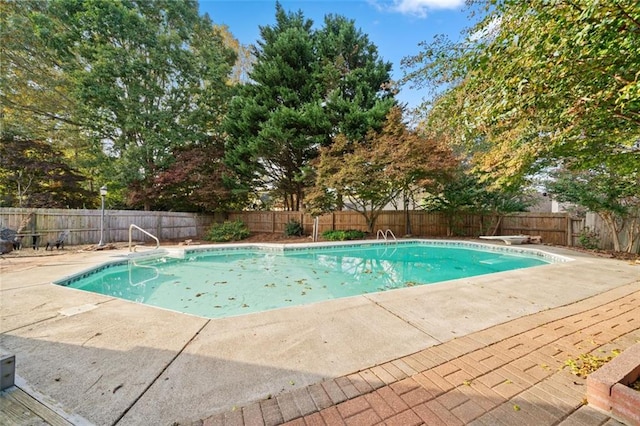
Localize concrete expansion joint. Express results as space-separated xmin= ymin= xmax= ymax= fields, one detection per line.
xmin=363 ymin=295 xmax=440 ymax=342
xmin=112 ymin=320 xmax=211 ymax=425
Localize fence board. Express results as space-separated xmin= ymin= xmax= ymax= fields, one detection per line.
xmin=585 ymin=212 xmax=640 ymax=252
xmin=1 ymin=208 xmax=582 ymax=248
xmin=224 ymin=210 xmax=573 ymax=246
xmin=0 ymin=208 xmax=215 ymax=246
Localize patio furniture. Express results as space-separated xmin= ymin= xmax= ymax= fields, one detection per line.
xmin=15 ymin=232 xmax=42 ymax=250
xmin=46 ymin=230 xmax=70 ymax=250
xmin=0 ymin=227 xmax=21 ymax=251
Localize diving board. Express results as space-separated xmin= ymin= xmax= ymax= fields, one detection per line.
xmin=479 ymin=235 xmax=530 ymax=245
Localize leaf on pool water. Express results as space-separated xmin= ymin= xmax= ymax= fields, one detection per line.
xmin=301 ymin=291 xmax=306 ymax=295
xmin=228 ymin=297 xmax=236 ymax=300
xmin=285 ymin=299 xmax=292 ymax=302
xmin=295 ymin=279 xmax=307 ymax=284
xmin=195 ymin=293 xmax=204 ymax=297
xmin=405 ymin=282 xmax=416 ymax=287
xmin=264 ymin=283 xmax=276 ymax=288
xmin=214 ymin=281 xmax=228 ymax=285
xmin=242 ymin=304 xmax=249 ymax=308
xmin=214 ymin=305 xmax=222 ymax=308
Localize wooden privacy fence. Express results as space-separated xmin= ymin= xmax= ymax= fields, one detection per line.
xmin=227 ymin=211 xmax=578 ymax=246
xmin=0 ymin=208 xmax=581 ymax=247
xmin=0 ymin=208 xmax=215 ymax=246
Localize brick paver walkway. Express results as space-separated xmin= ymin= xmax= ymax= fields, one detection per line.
xmin=198 ymin=282 xmax=640 ymax=426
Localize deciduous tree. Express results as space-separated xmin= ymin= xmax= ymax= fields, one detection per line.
xmin=309 ymin=106 xmax=456 ymax=232
xmin=0 ymin=132 xmax=90 ymax=208
xmin=17 ymin=0 xmax=236 ymax=210
xmin=403 ymin=0 xmax=640 ymax=187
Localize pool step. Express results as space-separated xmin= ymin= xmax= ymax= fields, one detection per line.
xmin=164 ymin=248 xmax=185 ymax=259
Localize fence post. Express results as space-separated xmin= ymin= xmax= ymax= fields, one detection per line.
xmin=566 ymin=214 xmax=572 ymax=246
xmin=105 ymin=210 xmax=110 ymax=244
xmin=156 ymin=213 xmax=162 ymax=242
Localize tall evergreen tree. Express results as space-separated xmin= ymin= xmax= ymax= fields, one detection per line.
xmin=224 ymin=2 xmax=395 ymax=211
xmin=315 ymin=14 xmax=396 ymax=141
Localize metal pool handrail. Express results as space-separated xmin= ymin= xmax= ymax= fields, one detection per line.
xmin=376 ymin=229 xmax=397 ymax=241
xmin=129 ymin=224 xmax=160 ymax=252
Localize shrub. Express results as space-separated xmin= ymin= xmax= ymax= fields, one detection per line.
xmin=206 ymin=220 xmax=250 ymax=242
xmin=578 ymin=227 xmax=600 ymax=250
xmin=322 ymin=229 xmax=366 ymax=241
xmin=284 ymin=219 xmax=303 ymax=237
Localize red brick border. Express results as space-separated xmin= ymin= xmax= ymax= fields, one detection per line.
xmin=195 ymin=285 xmax=640 ymax=426
xmin=587 ymin=342 xmax=640 ymax=426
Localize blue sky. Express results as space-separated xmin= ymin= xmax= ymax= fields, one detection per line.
xmin=198 ymin=0 xmax=477 ymax=109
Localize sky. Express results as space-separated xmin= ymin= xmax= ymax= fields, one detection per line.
xmin=198 ymin=0 xmax=477 ymax=109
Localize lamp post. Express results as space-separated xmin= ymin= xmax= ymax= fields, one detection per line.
xmin=98 ymin=186 xmax=107 ymax=246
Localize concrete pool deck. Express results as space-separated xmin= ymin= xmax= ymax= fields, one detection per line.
xmin=0 ymin=241 xmax=638 ymax=425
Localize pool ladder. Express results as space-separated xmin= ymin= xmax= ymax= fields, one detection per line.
xmin=376 ymin=229 xmax=397 ymax=241
xmin=129 ymin=224 xmax=160 ymax=252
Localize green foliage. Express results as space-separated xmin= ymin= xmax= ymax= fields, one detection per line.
xmin=322 ymin=229 xmax=366 ymax=241
xmin=205 ymin=220 xmax=250 ymax=242
xmin=310 ymin=107 xmax=456 ymax=232
xmin=0 ymin=132 xmax=91 ymax=208
xmin=404 ymin=0 xmax=639 ymax=200
xmin=2 ymin=0 xmax=236 ymax=210
xmin=422 ymin=169 xmax=531 ymax=236
xmin=546 ymin=167 xmax=640 ymax=252
xmin=578 ymin=227 xmax=600 ymax=250
xmin=284 ymin=219 xmax=304 ymax=237
xmin=223 ymin=3 xmax=395 ymax=211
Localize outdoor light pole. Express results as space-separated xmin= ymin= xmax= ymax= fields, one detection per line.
xmin=98 ymin=186 xmax=107 ymax=246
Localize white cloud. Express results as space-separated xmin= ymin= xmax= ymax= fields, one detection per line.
xmin=468 ymin=15 xmax=501 ymax=41
xmin=387 ymin=0 xmax=465 ymax=18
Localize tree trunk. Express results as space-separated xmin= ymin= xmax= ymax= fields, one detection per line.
xmin=490 ymin=216 xmax=502 ymax=236
xmin=600 ymin=212 xmax=622 ymax=251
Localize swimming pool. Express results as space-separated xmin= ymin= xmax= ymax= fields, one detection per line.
xmin=55 ymin=240 xmax=568 ymax=319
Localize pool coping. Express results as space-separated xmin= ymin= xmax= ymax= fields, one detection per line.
xmin=52 ymin=239 xmax=573 ymax=289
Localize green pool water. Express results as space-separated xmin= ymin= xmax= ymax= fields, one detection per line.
xmin=56 ymin=242 xmax=553 ymax=319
